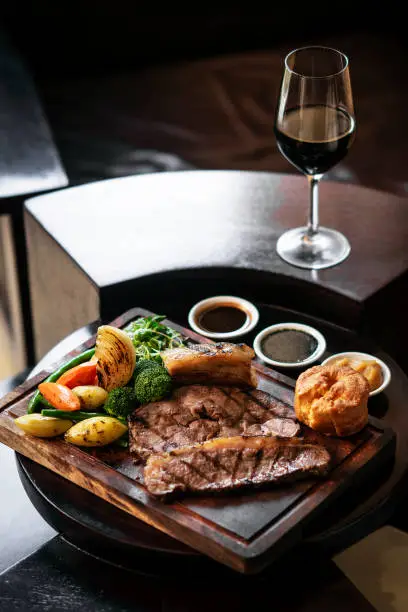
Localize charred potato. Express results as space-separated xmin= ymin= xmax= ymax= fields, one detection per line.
xmin=15 ymin=414 xmax=73 ymax=438
xmin=64 ymin=416 xmax=127 ymax=447
xmin=72 ymin=385 xmax=108 ymax=410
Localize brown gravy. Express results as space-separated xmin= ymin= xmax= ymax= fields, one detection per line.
xmin=198 ymin=306 xmax=248 ymax=333
xmin=261 ymin=329 xmax=318 ymax=363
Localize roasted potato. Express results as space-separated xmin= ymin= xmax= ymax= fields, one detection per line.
xmin=15 ymin=414 xmax=73 ymax=438
xmin=64 ymin=416 xmax=127 ymax=447
xmin=72 ymin=385 xmax=108 ymax=410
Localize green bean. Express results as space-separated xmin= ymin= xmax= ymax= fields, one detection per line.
xmin=39 ymin=397 xmax=55 ymax=409
xmin=28 ymin=348 xmax=95 ymax=414
xmin=41 ymin=409 xmax=106 ymax=421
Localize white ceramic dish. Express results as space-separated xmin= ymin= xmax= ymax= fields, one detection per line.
xmin=253 ymin=322 xmax=326 ymax=369
xmin=321 ymin=351 xmax=391 ymax=396
xmin=188 ymin=295 xmax=259 ymax=340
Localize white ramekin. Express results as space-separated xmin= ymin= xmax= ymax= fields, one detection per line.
xmin=253 ymin=322 xmax=327 ymax=368
xmin=322 ymin=351 xmax=391 ymax=396
xmin=188 ymin=295 xmax=259 ymax=340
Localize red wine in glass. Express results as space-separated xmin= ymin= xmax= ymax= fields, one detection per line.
xmin=275 ymin=47 xmax=356 ymax=270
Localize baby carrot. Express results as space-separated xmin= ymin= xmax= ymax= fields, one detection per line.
xmin=38 ymin=382 xmax=81 ymax=412
xmin=57 ymin=362 xmax=97 ymax=388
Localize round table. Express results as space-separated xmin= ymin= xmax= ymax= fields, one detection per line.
xmin=24 ymin=171 xmax=408 ymax=370
xmin=17 ymin=302 xmax=408 ymax=575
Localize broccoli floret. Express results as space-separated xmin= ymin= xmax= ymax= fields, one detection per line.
xmin=133 ymin=359 xmax=162 ymax=378
xmin=134 ymin=367 xmax=172 ymax=404
xmin=127 ymin=359 xmax=162 ymax=389
xmin=104 ymin=387 xmax=137 ymax=420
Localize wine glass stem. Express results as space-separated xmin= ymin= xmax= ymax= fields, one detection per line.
xmin=307 ymin=175 xmax=321 ymax=237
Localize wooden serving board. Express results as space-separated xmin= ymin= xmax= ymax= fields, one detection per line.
xmin=0 ymin=308 xmax=396 ymax=574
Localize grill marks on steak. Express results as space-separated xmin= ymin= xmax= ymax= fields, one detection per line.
xmin=144 ymin=436 xmax=331 ymax=498
xmin=128 ymin=385 xmax=300 ymax=462
xmin=129 ymin=385 xmax=331 ymax=499
xmin=248 ymin=389 xmax=296 ymax=419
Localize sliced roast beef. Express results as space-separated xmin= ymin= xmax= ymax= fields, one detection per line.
xmin=128 ymin=385 xmax=300 ymax=462
xmin=144 ymin=436 xmax=331 ymax=498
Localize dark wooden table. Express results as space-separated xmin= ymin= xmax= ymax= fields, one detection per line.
xmin=0 ymin=535 xmax=375 ymax=611
xmin=24 ymin=171 xmax=408 ymax=370
xmin=0 ymin=312 xmax=381 ymax=611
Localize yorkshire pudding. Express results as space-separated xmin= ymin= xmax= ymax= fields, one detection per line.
xmin=294 ymin=364 xmax=370 ymax=437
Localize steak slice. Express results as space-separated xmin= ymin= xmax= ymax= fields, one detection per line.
xmin=161 ymin=343 xmax=258 ymax=387
xmin=244 ymin=418 xmax=300 ymax=438
xmin=144 ymin=436 xmax=331 ymax=498
xmin=128 ymin=385 xmax=300 ymax=462
xmin=249 ymin=389 xmax=296 ymax=419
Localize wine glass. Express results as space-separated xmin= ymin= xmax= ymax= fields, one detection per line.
xmin=274 ymin=46 xmax=355 ymax=270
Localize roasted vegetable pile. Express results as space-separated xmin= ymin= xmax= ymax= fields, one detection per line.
xmin=16 ymin=317 xmax=179 ymax=448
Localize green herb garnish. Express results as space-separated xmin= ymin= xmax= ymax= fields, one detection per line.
xmin=124 ymin=315 xmax=184 ymax=363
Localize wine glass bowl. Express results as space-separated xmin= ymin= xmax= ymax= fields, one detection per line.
xmin=275 ymin=46 xmax=356 ymax=270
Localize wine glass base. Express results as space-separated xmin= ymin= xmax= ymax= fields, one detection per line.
xmin=276 ymin=226 xmax=351 ymax=270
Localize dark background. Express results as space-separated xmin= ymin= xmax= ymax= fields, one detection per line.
xmin=4 ymin=9 xmax=405 ymax=77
